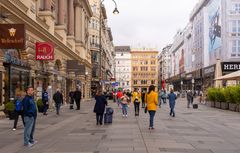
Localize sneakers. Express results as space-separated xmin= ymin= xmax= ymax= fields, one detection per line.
xmin=12 ymin=128 xmax=16 ymax=131
xmin=24 ymin=143 xmax=34 ymax=148
xmin=149 ymin=127 xmax=155 ymax=130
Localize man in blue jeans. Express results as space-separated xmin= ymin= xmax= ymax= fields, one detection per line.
xmin=22 ymin=86 xmax=37 ymax=147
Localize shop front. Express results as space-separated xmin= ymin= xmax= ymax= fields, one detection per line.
xmin=2 ymin=49 xmax=31 ymax=103
xmin=202 ymin=65 xmax=215 ymax=91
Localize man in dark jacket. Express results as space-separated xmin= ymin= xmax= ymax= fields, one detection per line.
xmin=22 ymin=86 xmax=37 ymax=147
xmin=53 ymin=89 xmax=63 ymax=115
xmin=69 ymin=90 xmax=75 ymax=109
xmin=42 ymin=89 xmax=49 ymax=115
xmin=74 ymin=88 xmax=82 ymax=110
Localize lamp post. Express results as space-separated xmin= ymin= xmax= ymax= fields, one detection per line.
xmin=99 ymin=0 xmax=119 ymax=91
xmin=181 ymin=80 xmax=183 ymax=97
xmin=191 ymin=78 xmax=195 ymax=93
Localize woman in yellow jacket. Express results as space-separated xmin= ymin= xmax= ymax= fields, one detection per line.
xmin=132 ymin=89 xmax=141 ymax=116
xmin=145 ymin=85 xmax=158 ymax=130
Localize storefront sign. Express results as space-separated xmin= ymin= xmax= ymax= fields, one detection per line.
xmin=0 ymin=24 xmax=25 ymax=49
xmin=3 ymin=49 xmax=30 ymax=67
xmin=222 ymin=62 xmax=240 ymax=72
xmin=204 ymin=66 xmax=215 ymax=75
xmin=36 ymin=42 xmax=54 ymax=60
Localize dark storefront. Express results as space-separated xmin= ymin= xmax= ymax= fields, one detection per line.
xmin=3 ymin=49 xmax=30 ymax=103
xmin=202 ymin=65 xmax=215 ymax=91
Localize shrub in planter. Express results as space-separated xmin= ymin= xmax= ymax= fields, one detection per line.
xmin=207 ymin=88 xmax=217 ymax=107
xmin=36 ymin=99 xmax=44 ymax=113
xmin=5 ymin=102 xmax=15 ymax=120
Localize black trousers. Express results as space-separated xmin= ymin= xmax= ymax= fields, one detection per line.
xmin=134 ymin=102 xmax=140 ymax=115
xmin=13 ymin=111 xmax=25 ymax=129
xmin=75 ymin=99 xmax=81 ymax=110
xmin=96 ymin=113 xmax=104 ymax=125
xmin=70 ymin=98 xmax=74 ymax=109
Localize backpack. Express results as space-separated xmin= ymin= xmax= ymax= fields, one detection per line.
xmin=15 ymin=99 xmax=23 ymax=112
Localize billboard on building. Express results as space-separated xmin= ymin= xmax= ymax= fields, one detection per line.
xmin=208 ymin=0 xmax=221 ymax=53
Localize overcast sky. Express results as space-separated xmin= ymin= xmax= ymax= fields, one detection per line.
xmin=105 ymin=0 xmax=199 ymax=50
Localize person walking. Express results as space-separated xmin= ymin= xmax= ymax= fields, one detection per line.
xmin=132 ymin=88 xmax=141 ymax=116
xmin=93 ymin=90 xmax=108 ymax=125
xmin=74 ymin=88 xmax=82 ymax=110
xmin=158 ymin=90 xmax=162 ymax=108
xmin=116 ymin=89 xmax=123 ymax=108
xmin=69 ymin=90 xmax=75 ymax=109
xmin=161 ymin=90 xmax=167 ymax=104
xmin=145 ymin=85 xmax=158 ymax=130
xmin=187 ymin=90 xmax=193 ymax=108
xmin=22 ymin=86 xmax=37 ymax=147
xmin=121 ymin=92 xmax=129 ymax=117
xmin=141 ymin=90 xmax=146 ymax=108
xmin=168 ymin=89 xmax=177 ymax=117
xmin=13 ymin=91 xmax=25 ymax=131
xmin=42 ymin=89 xmax=49 ymax=115
xmin=53 ymin=89 xmax=63 ymax=115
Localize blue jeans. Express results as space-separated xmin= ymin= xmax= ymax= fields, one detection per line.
xmin=170 ymin=108 xmax=175 ymax=116
xmin=55 ymin=103 xmax=61 ymax=115
xmin=24 ymin=116 xmax=36 ymax=145
xmin=121 ymin=104 xmax=128 ymax=115
xmin=148 ymin=111 xmax=156 ymax=128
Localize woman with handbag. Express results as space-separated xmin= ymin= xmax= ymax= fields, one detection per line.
xmin=145 ymin=85 xmax=158 ymax=130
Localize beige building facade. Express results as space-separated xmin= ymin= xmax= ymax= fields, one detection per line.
xmin=88 ymin=0 xmax=115 ymax=96
xmin=0 ymin=0 xmax=93 ymax=109
xmin=131 ymin=48 xmax=158 ymax=92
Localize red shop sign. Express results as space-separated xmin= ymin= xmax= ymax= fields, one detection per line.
xmin=36 ymin=42 xmax=54 ymax=60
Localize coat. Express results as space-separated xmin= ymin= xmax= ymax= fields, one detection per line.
xmin=145 ymin=91 xmax=158 ymax=111
xmin=168 ymin=92 xmax=177 ymax=108
xmin=53 ymin=91 xmax=63 ymax=104
xmin=94 ymin=95 xmax=108 ymax=114
xmin=132 ymin=91 xmax=141 ymax=103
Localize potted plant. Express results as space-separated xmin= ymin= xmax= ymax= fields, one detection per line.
xmin=36 ymin=99 xmax=44 ymax=113
xmin=4 ymin=102 xmax=15 ymax=120
xmin=226 ymin=86 xmax=238 ymax=111
xmin=207 ymin=88 xmax=216 ymax=107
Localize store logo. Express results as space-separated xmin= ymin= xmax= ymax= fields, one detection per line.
xmin=36 ymin=42 xmax=54 ymax=60
xmin=8 ymin=28 xmax=16 ymax=37
xmin=0 ymin=24 xmax=25 ymax=49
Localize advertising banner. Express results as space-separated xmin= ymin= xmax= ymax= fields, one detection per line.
xmin=208 ymin=0 xmax=221 ymax=53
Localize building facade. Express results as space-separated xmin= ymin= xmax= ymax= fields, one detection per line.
xmin=158 ymin=45 xmax=171 ymax=90
xmin=115 ymin=46 xmax=131 ymax=90
xmin=89 ymin=0 xmax=115 ymax=96
xmin=131 ymin=48 xmax=158 ymax=92
xmin=166 ymin=0 xmax=240 ymax=92
xmin=0 ymin=0 xmax=93 ymax=108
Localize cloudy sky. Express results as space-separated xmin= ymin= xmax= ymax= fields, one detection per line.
xmin=105 ymin=0 xmax=199 ymax=50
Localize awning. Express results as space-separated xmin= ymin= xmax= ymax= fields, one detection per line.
xmin=214 ymin=70 xmax=240 ymax=80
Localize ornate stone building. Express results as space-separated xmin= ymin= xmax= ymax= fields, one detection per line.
xmin=0 ymin=0 xmax=92 ymax=108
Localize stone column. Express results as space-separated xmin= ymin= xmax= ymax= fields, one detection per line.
xmin=75 ymin=6 xmax=81 ymax=42
xmin=58 ymin=0 xmax=65 ymax=25
xmin=68 ymin=0 xmax=74 ymax=36
xmin=44 ymin=0 xmax=51 ymax=11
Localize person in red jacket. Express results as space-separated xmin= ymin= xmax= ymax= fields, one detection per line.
xmin=116 ymin=89 xmax=123 ymax=107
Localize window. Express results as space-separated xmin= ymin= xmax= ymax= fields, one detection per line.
xmin=151 ymin=80 xmax=155 ymax=84
xmin=235 ymin=3 xmax=240 ymax=12
xmin=92 ymin=4 xmax=97 ymax=13
xmin=133 ymin=80 xmax=137 ymax=85
xmin=231 ymin=20 xmax=240 ymax=35
xmin=231 ymin=40 xmax=240 ymax=56
xmin=151 ymin=60 xmax=156 ymax=65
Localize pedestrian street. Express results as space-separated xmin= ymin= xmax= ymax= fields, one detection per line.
xmin=0 ymin=98 xmax=240 ymax=153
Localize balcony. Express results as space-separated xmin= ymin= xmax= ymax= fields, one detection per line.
xmin=90 ymin=43 xmax=100 ymax=50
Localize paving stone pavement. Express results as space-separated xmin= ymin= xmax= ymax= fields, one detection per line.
xmin=0 ymin=98 xmax=240 ymax=153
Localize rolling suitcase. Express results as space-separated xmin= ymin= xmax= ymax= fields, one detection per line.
xmin=104 ymin=107 xmax=114 ymax=124
xmin=193 ymin=104 xmax=198 ymax=109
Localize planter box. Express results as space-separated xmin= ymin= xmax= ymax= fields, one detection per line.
xmin=237 ymin=104 xmax=240 ymax=112
xmin=220 ymin=102 xmax=229 ymax=110
xmin=229 ymin=103 xmax=237 ymax=112
xmin=215 ymin=102 xmax=221 ymax=109
xmin=206 ymin=101 xmax=212 ymax=107
xmin=210 ymin=101 xmax=215 ymax=107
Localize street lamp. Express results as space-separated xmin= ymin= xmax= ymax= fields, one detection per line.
xmin=181 ymin=80 xmax=183 ymax=97
xmin=99 ymin=0 xmax=119 ymax=91
xmin=191 ymin=78 xmax=195 ymax=92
